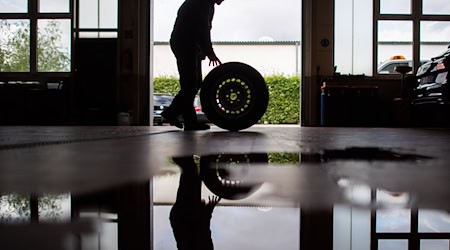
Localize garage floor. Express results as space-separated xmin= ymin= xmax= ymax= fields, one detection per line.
xmin=0 ymin=125 xmax=449 ymax=249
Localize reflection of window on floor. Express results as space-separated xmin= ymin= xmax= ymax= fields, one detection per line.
xmin=333 ymin=187 xmax=450 ymax=250
xmin=372 ymin=189 xmax=450 ymax=250
xmin=0 ymin=193 xmax=70 ymax=223
xmin=79 ymin=212 xmax=118 ymax=250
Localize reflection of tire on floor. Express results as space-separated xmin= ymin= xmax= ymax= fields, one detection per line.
xmin=200 ymin=153 xmax=268 ymax=200
xmin=200 ymin=62 xmax=269 ymax=131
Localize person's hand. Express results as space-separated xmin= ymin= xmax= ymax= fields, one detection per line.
xmin=208 ymin=54 xmax=222 ymax=67
xmin=204 ymin=195 xmax=221 ymax=214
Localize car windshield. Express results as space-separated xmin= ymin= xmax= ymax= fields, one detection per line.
xmin=154 ymin=95 xmax=173 ymax=105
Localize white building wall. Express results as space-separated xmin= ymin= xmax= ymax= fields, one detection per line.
xmin=153 ymin=43 xmax=301 ymax=77
xmin=153 ymin=42 xmax=448 ymax=77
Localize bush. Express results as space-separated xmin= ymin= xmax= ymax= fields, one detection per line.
xmin=153 ymin=76 xmax=180 ymax=95
xmin=153 ymin=74 xmax=300 ymax=124
xmin=261 ymin=75 xmax=300 ymax=124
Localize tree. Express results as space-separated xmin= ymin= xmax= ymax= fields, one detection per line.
xmin=37 ymin=20 xmax=70 ymax=72
xmin=0 ymin=19 xmax=70 ymax=72
xmin=0 ymin=194 xmax=67 ymax=222
xmin=0 ymin=20 xmax=30 ymax=72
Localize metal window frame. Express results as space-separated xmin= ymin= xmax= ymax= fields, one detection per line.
xmin=370 ymin=189 xmax=450 ymax=250
xmin=74 ymin=0 xmax=119 ymax=39
xmin=0 ymin=0 xmax=73 ymax=78
xmin=373 ymin=0 xmax=450 ymax=77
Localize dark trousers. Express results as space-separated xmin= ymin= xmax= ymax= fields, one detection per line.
xmin=168 ymin=40 xmax=203 ymax=125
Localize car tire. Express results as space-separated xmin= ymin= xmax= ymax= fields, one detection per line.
xmin=200 ymin=153 xmax=267 ymax=200
xmin=200 ymin=62 xmax=269 ymax=131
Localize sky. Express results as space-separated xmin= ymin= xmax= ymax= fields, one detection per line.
xmin=153 ymin=0 xmax=302 ymax=42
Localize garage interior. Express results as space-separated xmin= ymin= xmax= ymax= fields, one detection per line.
xmin=0 ymin=0 xmax=449 ymax=250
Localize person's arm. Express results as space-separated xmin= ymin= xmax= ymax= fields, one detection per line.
xmin=200 ymin=196 xmax=221 ymax=250
xmin=196 ymin=4 xmax=221 ymax=66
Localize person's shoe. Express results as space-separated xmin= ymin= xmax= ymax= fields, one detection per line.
xmin=184 ymin=123 xmax=210 ymax=131
xmin=161 ymin=110 xmax=183 ymax=129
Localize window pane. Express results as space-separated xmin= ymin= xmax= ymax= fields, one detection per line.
xmin=376 ymin=209 xmax=411 ymax=233
xmin=79 ymin=0 xmax=98 ymax=28
xmin=0 ymin=0 xmax=27 ymax=13
xmin=334 ymin=0 xmax=373 ymax=75
xmin=39 ymin=0 xmax=70 ymax=13
xmin=377 ymin=21 xmax=413 ymax=74
xmin=421 ymin=240 xmax=449 ymax=250
xmin=380 ymin=0 xmax=411 ymax=14
xmin=421 ymin=21 xmax=450 ymax=42
xmin=78 ymin=31 xmax=118 ymax=38
xmin=378 ymin=240 xmax=408 ymax=250
xmin=423 ymin=0 xmax=450 ymax=15
xmin=100 ymin=0 xmax=118 ymax=29
xmin=79 ymin=0 xmax=118 ymax=29
xmin=0 ymin=19 xmax=30 ymax=72
xmin=37 ymin=19 xmax=71 ymax=72
xmin=420 ymin=21 xmax=450 ymax=61
xmin=99 ymin=31 xmax=118 ymax=38
xmin=419 ymin=209 xmax=450 ymax=233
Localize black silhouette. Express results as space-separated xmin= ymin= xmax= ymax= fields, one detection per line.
xmin=200 ymin=62 xmax=269 ymax=131
xmin=170 ymin=156 xmax=221 ymax=250
xmin=162 ymin=0 xmax=224 ymax=131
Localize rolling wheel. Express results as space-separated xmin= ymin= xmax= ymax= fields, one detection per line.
xmin=200 ymin=153 xmax=268 ymax=200
xmin=200 ymin=62 xmax=269 ymax=131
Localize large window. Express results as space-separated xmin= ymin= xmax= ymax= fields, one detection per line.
xmin=76 ymin=0 xmax=118 ymax=38
xmin=335 ymin=0 xmax=450 ymax=76
xmin=374 ymin=0 xmax=450 ymax=75
xmin=0 ymin=0 xmax=72 ymax=73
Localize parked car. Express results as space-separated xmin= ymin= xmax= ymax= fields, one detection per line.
xmin=378 ymin=55 xmax=427 ymax=74
xmin=412 ymin=45 xmax=450 ymax=125
xmin=153 ymin=93 xmax=174 ymax=125
xmin=153 ymin=94 xmax=209 ymax=125
xmin=413 ymin=45 xmax=450 ymax=105
xmin=194 ymin=96 xmax=209 ymax=123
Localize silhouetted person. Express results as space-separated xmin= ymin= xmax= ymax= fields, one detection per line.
xmin=162 ymin=0 xmax=224 ymax=131
xmin=170 ymin=156 xmax=221 ymax=250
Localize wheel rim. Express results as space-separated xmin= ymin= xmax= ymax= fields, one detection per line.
xmin=214 ymin=154 xmax=251 ymax=188
xmin=214 ymin=76 xmax=255 ymax=119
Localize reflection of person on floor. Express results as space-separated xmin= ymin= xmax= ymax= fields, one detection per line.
xmin=161 ymin=0 xmax=225 ymax=131
xmin=170 ymin=156 xmax=221 ymax=250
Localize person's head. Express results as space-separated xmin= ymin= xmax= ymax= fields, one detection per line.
xmin=213 ymin=0 xmax=224 ymax=5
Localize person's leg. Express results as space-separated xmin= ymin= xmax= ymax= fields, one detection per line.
xmin=184 ymin=55 xmax=210 ymax=131
xmin=168 ymin=42 xmax=198 ymax=125
xmin=161 ymin=42 xmax=196 ymax=128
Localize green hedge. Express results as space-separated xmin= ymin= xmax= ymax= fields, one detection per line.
xmin=153 ymin=74 xmax=300 ymax=124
